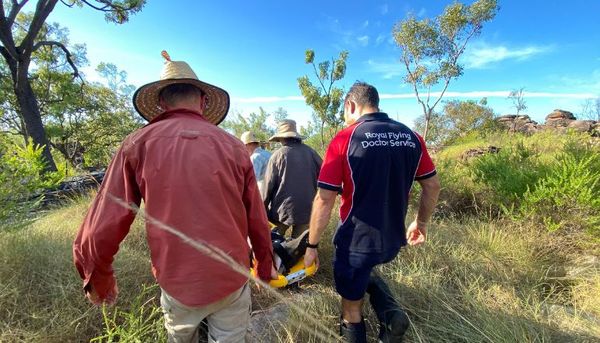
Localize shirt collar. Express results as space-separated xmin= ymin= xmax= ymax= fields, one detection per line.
xmin=356 ymin=112 xmax=389 ymax=123
xmin=149 ymin=108 xmax=207 ymax=124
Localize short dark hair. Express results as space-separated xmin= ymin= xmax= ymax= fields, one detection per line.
xmin=345 ymin=81 xmax=379 ymax=108
xmin=159 ymin=83 xmax=205 ymax=107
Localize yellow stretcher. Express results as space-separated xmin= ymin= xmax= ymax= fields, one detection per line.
xmin=252 ymin=260 xmax=317 ymax=288
xmin=251 ymin=227 xmax=317 ymax=288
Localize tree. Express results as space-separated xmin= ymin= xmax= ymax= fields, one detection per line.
xmin=393 ymin=0 xmax=499 ymax=141
xmin=297 ymin=49 xmax=348 ymax=150
xmin=414 ymin=98 xmax=495 ymax=146
xmin=580 ymin=97 xmax=600 ymax=121
xmin=221 ymin=107 xmax=277 ymax=143
xmin=508 ymin=87 xmax=527 ymax=115
xmin=0 ymin=0 xmax=145 ymax=172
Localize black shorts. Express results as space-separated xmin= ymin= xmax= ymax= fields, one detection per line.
xmin=333 ymin=250 xmax=381 ymax=301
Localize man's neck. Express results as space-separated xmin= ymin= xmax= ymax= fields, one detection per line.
xmin=358 ymin=106 xmax=379 ymax=116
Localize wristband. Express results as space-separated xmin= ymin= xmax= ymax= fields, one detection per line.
xmin=306 ymin=242 xmax=319 ymax=249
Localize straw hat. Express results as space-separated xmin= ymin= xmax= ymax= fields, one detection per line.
xmin=269 ymin=119 xmax=303 ymax=141
xmin=240 ymin=131 xmax=260 ymax=144
xmin=132 ymin=51 xmax=230 ymax=125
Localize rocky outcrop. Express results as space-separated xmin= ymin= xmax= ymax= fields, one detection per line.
xmin=496 ymin=109 xmax=598 ymax=135
xmin=497 ymin=114 xmax=541 ymax=134
xmin=461 ymin=146 xmax=501 ymax=161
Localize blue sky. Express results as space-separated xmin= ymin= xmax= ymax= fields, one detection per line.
xmin=43 ymin=0 xmax=600 ymax=128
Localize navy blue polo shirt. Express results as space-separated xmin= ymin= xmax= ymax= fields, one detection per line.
xmin=318 ymin=112 xmax=436 ymax=263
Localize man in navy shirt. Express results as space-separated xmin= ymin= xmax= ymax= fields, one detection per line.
xmin=304 ymin=82 xmax=440 ymax=342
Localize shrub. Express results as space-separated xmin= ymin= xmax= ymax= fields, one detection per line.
xmin=0 ymin=139 xmax=63 ymax=227
xmin=470 ymin=142 xmax=548 ymax=206
xmin=519 ymin=151 xmax=600 ymax=236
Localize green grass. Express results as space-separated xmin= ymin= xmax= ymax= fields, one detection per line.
xmin=1 ymin=129 xmax=599 ymax=342
xmin=1 ymin=198 xmax=598 ymax=342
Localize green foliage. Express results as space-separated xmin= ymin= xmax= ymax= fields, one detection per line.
xmin=92 ymin=285 xmax=166 ymax=343
xmin=519 ymin=151 xmax=600 ymax=236
xmin=68 ymin=0 xmax=147 ymax=24
xmin=0 ymin=139 xmax=64 ymax=227
xmin=414 ymin=98 xmax=497 ymax=146
xmin=471 ymin=143 xmax=548 ymax=205
xmin=393 ymin=0 xmax=499 ymax=141
xmin=297 ymin=49 xmax=348 ymax=150
xmin=221 ymin=107 xmax=285 ymax=143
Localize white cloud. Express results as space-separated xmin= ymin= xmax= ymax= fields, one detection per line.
xmin=379 ymin=91 xmax=596 ymax=99
xmin=380 ymin=4 xmax=389 ymax=15
xmin=357 ymin=35 xmax=370 ymax=47
xmin=463 ymin=43 xmax=552 ymax=69
xmin=232 ymin=96 xmax=304 ymax=104
xmin=366 ymin=59 xmax=404 ymax=79
xmin=323 ymin=16 xmax=373 ymax=49
xmin=375 ymin=34 xmax=386 ymax=46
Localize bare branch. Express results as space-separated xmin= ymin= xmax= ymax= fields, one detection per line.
xmin=33 ymin=40 xmax=84 ymax=82
xmin=20 ymin=0 xmax=57 ymax=52
xmin=60 ymin=0 xmax=75 ymax=7
xmin=7 ymin=0 xmax=28 ymax=27
xmin=81 ymin=0 xmax=138 ymax=12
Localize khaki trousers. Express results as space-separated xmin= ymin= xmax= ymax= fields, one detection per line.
xmin=160 ymin=283 xmax=251 ymax=343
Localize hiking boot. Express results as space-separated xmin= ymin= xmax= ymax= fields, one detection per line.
xmin=367 ymin=272 xmax=410 ymax=342
xmin=339 ymin=317 xmax=367 ymax=343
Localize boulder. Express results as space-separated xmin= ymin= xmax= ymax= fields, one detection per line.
xmin=497 ymin=114 xmax=540 ymax=133
xmin=545 ymin=109 xmax=576 ymax=121
xmin=461 ymin=146 xmax=501 ymax=161
xmin=567 ymin=120 xmax=596 ymax=133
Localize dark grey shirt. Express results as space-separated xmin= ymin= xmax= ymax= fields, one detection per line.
xmin=263 ymin=140 xmax=322 ymax=225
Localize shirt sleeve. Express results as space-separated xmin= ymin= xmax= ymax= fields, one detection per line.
xmin=262 ymin=155 xmax=279 ymax=206
xmin=414 ymin=132 xmax=437 ymax=180
xmin=249 ymin=153 xmax=260 ymax=178
xmin=243 ymin=160 xmax=274 ymax=281
xmin=73 ymin=144 xmax=141 ymax=301
xmin=317 ymin=135 xmax=344 ymax=192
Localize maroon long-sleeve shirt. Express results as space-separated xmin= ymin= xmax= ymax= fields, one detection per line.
xmin=73 ymin=109 xmax=273 ymax=307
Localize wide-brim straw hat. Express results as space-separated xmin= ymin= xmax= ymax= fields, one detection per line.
xmin=133 ymin=51 xmax=230 ymax=125
xmin=269 ymin=119 xmax=304 ymax=141
xmin=240 ymin=131 xmax=260 ymax=144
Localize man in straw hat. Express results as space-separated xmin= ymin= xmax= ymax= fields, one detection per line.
xmin=263 ymin=119 xmax=322 ymax=239
xmin=304 ymin=82 xmax=440 ymax=342
xmin=240 ymin=131 xmax=271 ymax=197
xmin=73 ymin=51 xmax=276 ymax=342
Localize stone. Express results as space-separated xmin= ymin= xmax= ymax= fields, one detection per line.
xmin=546 ymin=109 xmax=576 ymax=121
xmin=567 ymin=120 xmax=595 ymax=133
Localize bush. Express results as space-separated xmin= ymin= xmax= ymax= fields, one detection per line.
xmin=470 ymin=142 xmax=548 ymax=206
xmin=0 ymin=139 xmax=63 ymax=227
xmin=519 ymin=151 xmax=600 ymax=236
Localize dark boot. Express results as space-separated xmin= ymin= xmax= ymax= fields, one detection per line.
xmin=339 ymin=317 xmax=367 ymax=343
xmin=367 ymin=273 xmax=410 ymax=342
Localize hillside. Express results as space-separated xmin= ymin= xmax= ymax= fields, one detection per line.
xmin=1 ymin=130 xmax=598 ymax=342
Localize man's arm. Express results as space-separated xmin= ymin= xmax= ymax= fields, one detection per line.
xmin=262 ymin=157 xmax=278 ymax=209
xmin=407 ymin=174 xmax=441 ymax=245
xmin=304 ymin=188 xmax=337 ymax=267
xmin=243 ymin=162 xmax=274 ymax=281
xmin=73 ymin=146 xmax=141 ymax=304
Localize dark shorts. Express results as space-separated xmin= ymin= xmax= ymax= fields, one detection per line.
xmin=333 ymin=249 xmax=381 ymax=301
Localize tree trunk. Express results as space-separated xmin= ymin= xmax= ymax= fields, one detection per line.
xmin=422 ymin=110 xmax=431 ymax=143
xmin=14 ymin=65 xmax=58 ymax=172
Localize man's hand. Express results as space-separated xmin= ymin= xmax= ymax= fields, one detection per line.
xmin=271 ymin=265 xmax=279 ymax=280
xmin=406 ymin=220 xmax=427 ymax=246
xmin=85 ymin=283 xmax=118 ymax=305
xmin=304 ymin=247 xmax=319 ymax=269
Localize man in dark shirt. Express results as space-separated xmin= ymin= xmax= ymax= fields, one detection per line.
xmin=304 ymin=82 xmax=441 ymax=342
xmin=263 ymin=119 xmax=322 ymax=238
